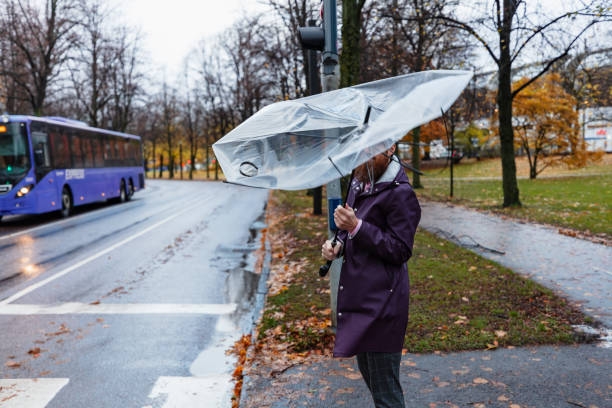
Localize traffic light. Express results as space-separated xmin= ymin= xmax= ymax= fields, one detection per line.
xmin=297 ymin=26 xmax=324 ymax=51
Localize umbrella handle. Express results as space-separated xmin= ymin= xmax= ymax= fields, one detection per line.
xmin=319 ymin=169 xmax=353 ymax=278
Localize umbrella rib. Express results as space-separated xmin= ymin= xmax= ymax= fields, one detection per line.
xmin=327 ymin=156 xmax=345 ymax=178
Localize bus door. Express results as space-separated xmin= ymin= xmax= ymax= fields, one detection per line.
xmin=30 ymin=122 xmax=59 ymax=213
xmin=67 ymin=130 xmax=87 ymax=206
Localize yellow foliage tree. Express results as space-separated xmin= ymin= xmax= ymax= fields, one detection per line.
xmin=511 ymin=73 xmax=594 ymax=179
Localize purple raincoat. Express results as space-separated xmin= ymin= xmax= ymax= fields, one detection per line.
xmin=334 ymin=161 xmax=421 ymax=358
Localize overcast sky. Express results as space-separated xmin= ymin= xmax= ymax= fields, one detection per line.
xmin=117 ymin=0 xmax=602 ymax=83
xmin=118 ymin=0 xmax=269 ymax=79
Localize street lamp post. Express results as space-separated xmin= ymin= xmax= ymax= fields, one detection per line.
xmin=298 ymin=0 xmax=341 ymax=327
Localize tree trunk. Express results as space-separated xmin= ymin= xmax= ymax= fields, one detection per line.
xmin=169 ymin=155 xmax=174 ymax=179
xmin=152 ymin=139 xmax=156 ymax=179
xmin=190 ymin=154 xmax=195 ymax=180
xmin=340 ymin=1 xmax=364 ymax=88
xmin=205 ymin=137 xmax=210 ymax=180
xmin=497 ymin=0 xmax=521 ymax=207
xmin=411 ymin=127 xmax=423 ymax=188
xmin=159 ymin=154 xmax=163 ymax=178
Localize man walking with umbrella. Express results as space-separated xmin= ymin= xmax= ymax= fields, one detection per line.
xmin=322 ymin=144 xmax=421 ymax=408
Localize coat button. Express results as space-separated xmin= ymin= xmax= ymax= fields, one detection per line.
xmin=338 ymin=312 xmax=342 ymax=317
xmin=390 ymin=289 xmax=393 ymax=293
xmin=339 ymin=285 xmax=344 ymax=290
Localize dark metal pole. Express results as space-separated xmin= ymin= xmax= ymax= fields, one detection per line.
xmin=321 ymin=0 xmax=341 ymax=329
xmin=450 ymin=132 xmax=454 ymax=197
xmin=180 ymin=144 xmax=183 ymax=180
xmin=307 ymin=19 xmax=323 ymax=215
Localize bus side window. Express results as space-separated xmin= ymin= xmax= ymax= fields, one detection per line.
xmin=50 ymin=127 xmax=70 ymax=169
xmin=132 ymin=140 xmax=141 ymax=166
xmin=70 ymin=132 xmax=84 ymax=168
xmin=82 ymin=134 xmax=94 ymax=168
xmin=30 ymin=123 xmax=51 ymax=168
xmin=105 ymin=137 xmax=112 ymax=166
xmin=123 ymin=140 xmax=129 ymax=166
xmin=93 ymin=134 xmax=104 ymax=167
xmin=112 ymin=138 xmax=120 ymax=166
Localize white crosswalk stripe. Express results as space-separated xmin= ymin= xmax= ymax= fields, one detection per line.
xmin=0 ymin=378 xmax=69 ymax=408
xmin=143 ymin=375 xmax=233 ymax=408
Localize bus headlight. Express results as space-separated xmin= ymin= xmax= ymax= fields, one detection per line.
xmin=16 ymin=184 xmax=34 ymax=198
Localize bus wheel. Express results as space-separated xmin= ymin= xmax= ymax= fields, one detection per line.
xmin=119 ymin=180 xmax=127 ymax=203
xmin=61 ymin=187 xmax=73 ymax=218
xmin=126 ymin=179 xmax=134 ymax=201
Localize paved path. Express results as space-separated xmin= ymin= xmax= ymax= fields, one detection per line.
xmin=242 ymin=345 xmax=611 ymax=407
xmin=419 ymin=200 xmax=612 ymax=329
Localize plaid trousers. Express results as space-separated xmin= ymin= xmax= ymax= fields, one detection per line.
xmin=356 ymin=352 xmax=405 ymax=408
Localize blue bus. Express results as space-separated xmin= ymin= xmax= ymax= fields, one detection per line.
xmin=0 ymin=115 xmax=144 ymax=222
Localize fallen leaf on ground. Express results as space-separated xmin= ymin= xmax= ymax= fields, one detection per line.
xmin=5 ymin=361 xmax=20 ymax=368
xmin=473 ymin=377 xmax=489 ymax=384
xmin=494 ymin=330 xmax=507 ymax=338
xmin=497 ymin=395 xmax=510 ymax=401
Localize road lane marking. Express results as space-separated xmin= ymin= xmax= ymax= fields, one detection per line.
xmin=0 ymin=303 xmax=237 ymax=315
xmin=0 ymin=378 xmax=69 ymax=408
xmin=144 ymin=375 xmax=232 ymax=408
xmin=593 ymin=266 xmax=612 ymax=277
xmin=0 ymin=200 xmax=207 ymax=305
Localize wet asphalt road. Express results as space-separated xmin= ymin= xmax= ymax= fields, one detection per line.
xmin=0 ymin=179 xmax=268 ymax=407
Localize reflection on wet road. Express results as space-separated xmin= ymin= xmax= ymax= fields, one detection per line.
xmin=0 ymin=180 xmax=268 ymax=407
xmin=419 ymin=200 xmax=612 ymax=328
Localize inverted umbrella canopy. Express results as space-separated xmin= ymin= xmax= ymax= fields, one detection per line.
xmin=213 ymin=70 xmax=473 ymax=190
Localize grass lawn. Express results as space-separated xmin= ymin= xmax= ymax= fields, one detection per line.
xmin=257 ymin=189 xmax=592 ymax=355
xmin=416 ymin=155 xmax=612 ymax=238
xmin=422 ymin=154 xmax=612 ymax=179
xmin=418 ymin=175 xmax=611 ymax=237
xmin=145 ymin=169 xmax=225 ymax=181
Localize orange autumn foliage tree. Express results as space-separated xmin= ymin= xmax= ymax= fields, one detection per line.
xmin=510 ymin=73 xmax=594 ymax=179
xmin=401 ymin=119 xmax=447 ymax=158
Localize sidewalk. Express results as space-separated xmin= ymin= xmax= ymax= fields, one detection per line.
xmin=240 ymin=199 xmax=612 ymax=407
xmin=242 ymin=344 xmax=611 ymax=407
xmin=418 ymin=200 xmax=612 ymax=329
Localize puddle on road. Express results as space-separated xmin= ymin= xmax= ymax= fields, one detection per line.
xmin=190 ymin=212 xmax=267 ymax=381
xmin=572 ymin=325 xmax=612 ymax=349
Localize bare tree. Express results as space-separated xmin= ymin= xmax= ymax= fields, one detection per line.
xmin=435 ymin=0 xmax=611 ymax=206
xmin=159 ymin=81 xmax=178 ymax=179
xmin=107 ymin=26 xmax=144 ymax=132
xmin=68 ymin=0 xmax=114 ymax=127
xmin=179 ymin=66 xmax=203 ymax=180
xmin=266 ymin=0 xmax=319 ymax=97
xmin=0 ymin=0 xmax=78 ymax=115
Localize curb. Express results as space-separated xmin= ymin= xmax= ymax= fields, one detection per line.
xmin=237 ymin=236 xmax=271 ymax=406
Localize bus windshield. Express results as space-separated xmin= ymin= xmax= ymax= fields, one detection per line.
xmin=0 ymin=122 xmax=30 ymax=175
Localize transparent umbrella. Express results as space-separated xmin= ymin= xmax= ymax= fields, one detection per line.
xmin=213 ymin=70 xmax=473 ymax=190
